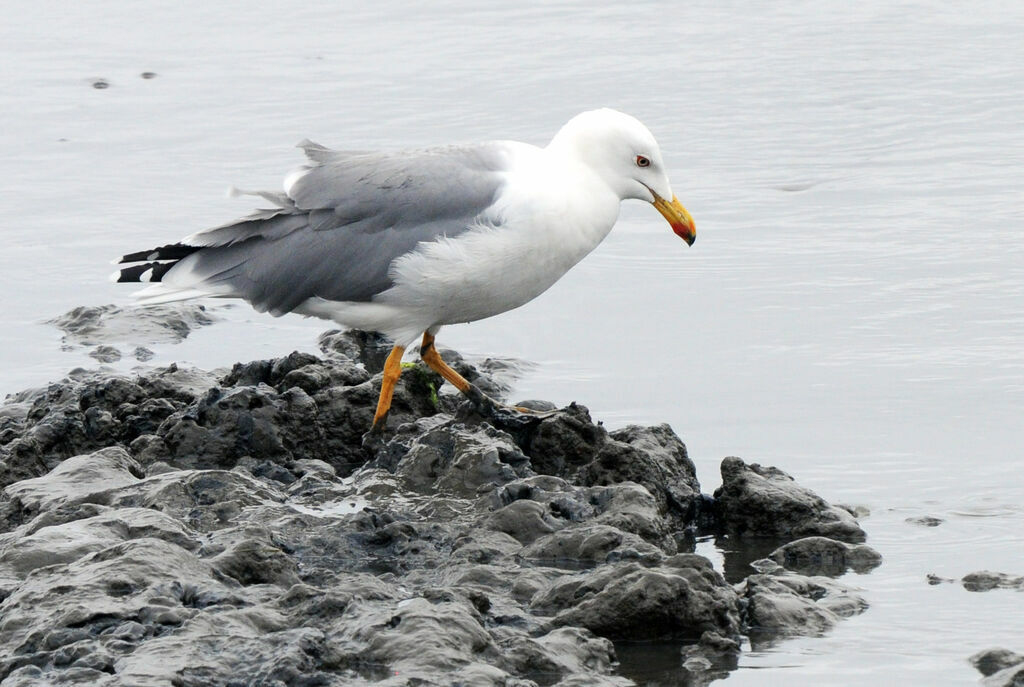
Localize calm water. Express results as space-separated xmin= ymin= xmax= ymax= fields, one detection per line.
xmin=3 ymin=2 xmax=1023 ymax=684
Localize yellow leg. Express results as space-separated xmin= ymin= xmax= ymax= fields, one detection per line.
xmin=370 ymin=345 xmax=406 ymax=431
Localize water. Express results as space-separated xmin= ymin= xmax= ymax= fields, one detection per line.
xmin=3 ymin=1 xmax=1023 ymax=684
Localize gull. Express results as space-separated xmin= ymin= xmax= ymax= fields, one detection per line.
xmin=114 ymin=109 xmax=696 ymax=432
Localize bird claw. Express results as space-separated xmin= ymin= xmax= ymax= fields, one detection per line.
xmin=361 ymin=421 xmax=389 ymax=452
xmin=461 ymin=386 xmax=558 ymax=428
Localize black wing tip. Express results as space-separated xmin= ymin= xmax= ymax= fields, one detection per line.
xmin=118 ymin=243 xmax=200 ymax=264
xmin=112 ymin=261 xmax=178 ymax=283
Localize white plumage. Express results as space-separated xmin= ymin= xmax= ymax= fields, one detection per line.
xmin=114 ymin=108 xmax=695 ymax=430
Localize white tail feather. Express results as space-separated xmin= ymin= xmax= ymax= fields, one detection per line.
xmin=131 ymin=284 xmax=214 ymax=305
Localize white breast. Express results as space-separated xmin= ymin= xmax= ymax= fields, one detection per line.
xmin=380 ymin=143 xmax=622 ymax=326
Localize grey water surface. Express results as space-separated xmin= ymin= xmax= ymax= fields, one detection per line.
xmin=2 ymin=1 xmax=1023 ymax=685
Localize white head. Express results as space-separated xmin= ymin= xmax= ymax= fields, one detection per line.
xmin=549 ymin=109 xmax=696 ymax=244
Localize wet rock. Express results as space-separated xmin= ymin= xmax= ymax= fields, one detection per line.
xmin=0 ymin=365 xmax=218 ymax=488
xmin=680 ymin=630 xmax=741 ymax=685
xmin=532 ymin=561 xmax=741 ymax=640
xmin=3 ymin=446 xmax=143 ymax=515
xmin=317 ymin=327 xmax=394 ymax=372
xmin=0 ymin=333 xmax=877 ymax=685
xmin=579 ymin=423 xmax=702 ymax=521
xmin=521 ymin=524 xmax=662 ymax=566
xmin=712 ymin=457 xmax=867 ymax=543
xmin=962 ymin=570 xmax=1024 ymax=592
xmin=133 ymin=346 xmax=154 ymax=362
xmin=493 ymin=406 xmax=702 ymax=527
xmin=970 ymin=647 xmax=1024 ymax=678
xmin=977 ymin=662 xmax=1024 ymax=687
xmin=739 ymin=571 xmax=869 ymax=645
xmin=49 ymin=303 xmax=216 ymax=347
xmin=88 ymin=345 xmax=122 ymax=363
xmin=927 ymin=573 xmax=956 ymax=585
xmin=499 ymin=626 xmax=619 ymax=682
xmin=385 ymin=420 xmax=531 ymax=498
xmin=767 ymin=536 xmax=882 ymax=576
xmin=485 ymin=498 xmax=562 ymax=545
xmin=906 ymin=515 xmax=944 ymax=527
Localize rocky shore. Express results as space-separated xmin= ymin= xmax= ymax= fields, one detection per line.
xmin=0 ymin=325 xmax=881 ymax=686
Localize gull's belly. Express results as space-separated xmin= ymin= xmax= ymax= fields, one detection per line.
xmin=382 ymin=218 xmax=611 ymax=326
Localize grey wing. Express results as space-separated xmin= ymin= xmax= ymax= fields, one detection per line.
xmin=149 ymin=142 xmax=510 ymax=315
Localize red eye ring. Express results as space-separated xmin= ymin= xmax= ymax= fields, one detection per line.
xmin=635 ymin=155 xmax=651 ymax=168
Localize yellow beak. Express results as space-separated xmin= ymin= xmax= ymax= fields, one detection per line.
xmin=652 ymin=193 xmax=696 ymax=245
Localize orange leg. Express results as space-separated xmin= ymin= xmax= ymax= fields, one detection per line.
xmin=419 ymin=332 xmax=542 ymax=414
xmin=370 ymin=344 xmax=406 ymax=432
xmin=419 ymin=332 xmax=474 ymax=394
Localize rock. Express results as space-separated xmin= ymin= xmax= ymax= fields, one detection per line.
xmin=579 ymin=423 xmax=702 ymax=521
xmin=712 ymin=457 xmax=867 ymax=543
xmin=962 ymin=571 xmax=1024 ymax=592
xmin=133 ymin=347 xmax=155 ymax=362
xmin=767 ymin=536 xmax=882 ymax=576
xmin=88 ymin=345 xmax=122 ymax=363
xmin=49 ymin=303 xmax=217 ymax=347
xmin=927 ymin=573 xmax=956 ymax=585
xmin=971 ymin=648 xmax=1024 ymax=677
xmin=739 ymin=572 xmax=869 ymax=645
xmin=384 ymin=420 xmax=531 ymax=498
xmin=3 ymin=446 xmax=143 ymax=514
xmin=531 ymin=561 xmax=741 ymax=640
xmin=978 ymin=663 xmax=1024 ymax=687
xmin=0 ymin=332 xmax=877 ymax=685
xmin=521 ymin=524 xmax=663 ymax=566
xmin=970 ymin=651 xmax=1024 ymax=687
xmin=680 ymin=630 xmax=741 ymax=685
xmin=906 ymin=515 xmax=944 ymax=527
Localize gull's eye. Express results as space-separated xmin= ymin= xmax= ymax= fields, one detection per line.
xmin=635 ymin=155 xmax=651 ymax=168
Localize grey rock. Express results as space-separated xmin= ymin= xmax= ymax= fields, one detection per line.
xmin=0 ymin=333 xmax=878 ymax=685
xmin=980 ymin=663 xmax=1024 ymax=687
xmin=532 ymin=562 xmax=741 ymax=640
xmin=712 ymin=456 xmax=867 ymax=543
xmin=582 ymin=423 xmax=702 ymax=519
xmin=906 ymin=515 xmax=944 ymax=527
xmin=388 ymin=421 xmax=531 ymax=498
xmin=88 ymin=345 xmax=122 ymax=363
xmin=49 ymin=303 xmax=217 ymax=347
xmin=4 ymin=446 xmax=143 ymax=514
xmin=521 ymin=524 xmax=663 ymax=566
xmin=768 ymin=536 xmax=882 ymax=576
xmin=962 ymin=570 xmax=1024 ymax=592
xmin=739 ymin=572 xmax=869 ymax=646
xmin=927 ymin=573 xmax=956 ymax=585
xmin=133 ymin=346 xmax=155 ymax=362
xmin=680 ymin=630 xmax=741 ymax=686
xmin=971 ymin=647 xmax=1024 ymax=677
xmin=485 ymin=498 xmax=562 ymax=545
xmin=499 ymin=407 xmax=702 ymax=523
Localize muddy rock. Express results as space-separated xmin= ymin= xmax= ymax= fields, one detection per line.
xmin=977 ymin=661 xmax=1024 ymax=687
xmin=501 ymin=406 xmax=702 ymax=525
xmin=971 ymin=648 xmax=1024 ymax=682
xmin=49 ymin=303 xmax=217 ymax=347
xmin=739 ymin=571 xmax=869 ymax=645
xmin=0 ymin=332 xmax=877 ymax=685
xmin=962 ymin=571 xmax=1024 ymax=592
xmin=712 ymin=457 xmax=867 ymax=543
xmin=767 ymin=536 xmax=883 ymax=576
xmin=531 ymin=561 xmax=741 ymax=640
xmin=680 ymin=630 xmax=741 ymax=686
